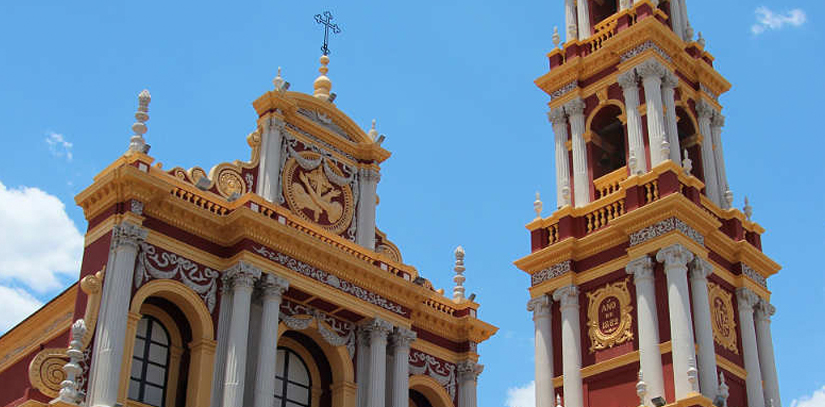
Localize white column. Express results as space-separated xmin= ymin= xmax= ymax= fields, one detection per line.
xmin=737 ymin=288 xmax=765 ymax=407
xmin=355 ymin=328 xmax=371 ymax=407
xmin=755 ymin=300 xmax=781 ymax=407
xmin=550 ymin=108 xmax=571 ymax=208
xmin=253 ymin=275 xmax=290 ymax=407
xmin=356 ymin=168 xmax=380 ymax=250
xmin=365 ymin=318 xmax=392 ymax=407
xmin=656 ymin=244 xmax=699 ymax=399
xmin=458 ymin=360 xmax=484 ymax=407
xmin=662 ymin=72 xmax=681 ymax=163
xmin=565 ymin=98 xmax=589 ymax=207
xmin=711 ymin=113 xmax=730 ymax=207
xmin=626 ymin=256 xmax=665 ymax=405
xmin=389 ymin=328 xmax=417 ymax=407
xmin=528 ymin=295 xmax=554 ymax=407
xmin=670 ymin=0 xmax=684 ymax=40
xmin=256 ymin=117 xmax=285 ymax=202
xmin=689 ymin=258 xmax=719 ymax=399
xmin=576 ymin=0 xmax=591 ymax=40
xmin=222 ymin=262 xmax=261 ymax=407
xmin=696 ymin=100 xmax=721 ymax=205
xmin=638 ymin=59 xmax=668 ymax=168
xmin=553 ymin=285 xmax=583 ymax=407
xmin=87 ymin=223 xmax=147 ymax=407
xmin=565 ymin=0 xmax=578 ymax=42
xmin=211 ymin=279 xmax=235 ymax=407
xmin=679 ymin=0 xmax=690 ymax=39
xmin=618 ymin=69 xmax=646 ymax=175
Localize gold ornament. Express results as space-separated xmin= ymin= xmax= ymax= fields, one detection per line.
xmin=586 ymin=278 xmax=634 ymax=352
xmin=216 ymin=169 xmax=246 ymax=197
xmin=283 ymin=152 xmax=354 ymax=235
xmin=28 ymin=348 xmax=68 ymax=398
xmin=708 ymin=282 xmax=738 ymax=353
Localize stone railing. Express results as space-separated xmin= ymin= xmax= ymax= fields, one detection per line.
xmin=585 ymin=193 xmax=627 ymax=233
xmin=589 ymin=14 xmax=619 ymax=52
xmin=170 ymin=186 xmax=230 ymax=215
xmin=594 ymin=166 xmax=628 ymax=199
xmin=424 ymin=297 xmax=457 ymax=317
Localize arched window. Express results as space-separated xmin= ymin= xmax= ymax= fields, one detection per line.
xmin=128 ymin=316 xmax=171 ymax=407
xmin=274 ymin=347 xmax=312 ymax=407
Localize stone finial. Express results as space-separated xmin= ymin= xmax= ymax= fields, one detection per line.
xmin=636 ymin=370 xmax=648 ymax=406
xmin=718 ymin=372 xmax=730 ymax=407
xmin=556 ymin=394 xmax=564 ymax=407
xmin=453 ymin=246 xmax=466 ymax=302
xmin=552 ymin=26 xmax=561 ymax=48
xmin=685 ymin=22 xmax=695 ymax=41
xmin=743 ymin=197 xmax=753 ymax=221
xmin=55 ymin=319 xmax=87 ymax=404
xmin=313 ymin=55 xmax=332 ymax=101
xmin=128 ymin=89 xmax=151 ymax=154
xmin=697 ymin=32 xmax=706 ymax=48
xmin=724 ymin=189 xmax=734 ymax=209
xmin=534 ymin=191 xmax=543 ymax=220
xmin=687 ymin=357 xmax=699 ymax=393
xmin=660 ymin=139 xmax=671 ymax=162
xmin=628 ymin=151 xmax=640 ymax=175
xmin=682 ymin=149 xmax=693 ymax=175
xmin=273 ymin=67 xmax=286 ymax=91
xmin=368 ymin=119 xmax=378 ymax=141
xmin=561 ymin=180 xmax=571 ymax=207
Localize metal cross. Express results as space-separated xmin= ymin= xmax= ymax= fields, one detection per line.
xmin=314 ymin=11 xmax=341 ymax=56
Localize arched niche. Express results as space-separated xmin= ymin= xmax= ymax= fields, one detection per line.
xmin=587 ymin=102 xmax=628 ymax=198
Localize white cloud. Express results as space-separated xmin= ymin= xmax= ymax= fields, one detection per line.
xmin=0 ymin=285 xmax=44 ymax=332
xmin=0 ymin=181 xmax=83 ymax=293
xmin=792 ymin=385 xmax=825 ymax=407
xmin=45 ymin=132 xmax=73 ymax=161
xmin=752 ymin=7 xmax=807 ymax=34
xmin=505 ymin=381 xmax=535 ymax=407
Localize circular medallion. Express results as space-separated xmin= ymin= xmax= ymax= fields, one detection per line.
xmin=217 ymin=169 xmax=246 ymax=197
xmin=282 ymin=152 xmax=354 ymax=235
xmin=586 ymin=278 xmax=633 ymax=352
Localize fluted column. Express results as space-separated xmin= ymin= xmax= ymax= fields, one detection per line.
xmin=355 ymin=328 xmax=371 ymax=407
xmin=222 ymin=262 xmax=261 ymax=407
xmin=638 ymin=59 xmax=668 ymax=168
xmin=553 ymin=285 xmax=583 ymax=407
xmin=618 ymin=69 xmax=646 ymax=175
xmin=550 ymin=108 xmax=571 ymax=208
xmin=458 ymin=360 xmax=484 ymax=407
xmin=565 ymin=0 xmax=578 ymax=42
xmin=389 ymin=328 xmax=417 ymax=407
xmin=211 ymin=279 xmax=235 ymax=407
xmin=256 ymin=117 xmax=285 ymax=202
xmin=87 ymin=223 xmax=147 ymax=407
xmin=696 ymin=100 xmax=720 ymax=205
xmin=253 ymin=275 xmax=290 ymax=407
xmin=670 ymin=0 xmax=685 ymax=40
xmin=657 ymin=244 xmax=699 ymax=399
xmin=662 ymin=72 xmax=681 ymax=163
xmin=626 ymin=256 xmax=665 ymax=405
xmin=528 ymin=295 xmax=554 ymax=407
xmin=711 ymin=114 xmax=730 ymax=207
xmin=356 ymin=168 xmax=380 ymax=250
xmin=566 ymin=98 xmax=589 ymax=207
xmin=689 ymin=258 xmax=719 ymax=399
xmin=679 ymin=0 xmax=690 ymax=39
xmin=755 ymin=300 xmax=781 ymax=407
xmin=365 ymin=318 xmax=392 ymax=407
xmin=576 ymin=0 xmax=591 ymax=40
xmin=737 ymin=288 xmax=765 ymax=407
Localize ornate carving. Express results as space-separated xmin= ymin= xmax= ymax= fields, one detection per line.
xmin=285 ymin=123 xmax=357 ymax=161
xmin=708 ymin=282 xmax=738 ymax=353
xmin=563 ymin=97 xmax=586 ymax=117
xmin=527 ymin=295 xmax=552 ymax=318
xmin=617 ymin=69 xmax=639 ymax=89
xmin=700 ymin=83 xmax=719 ymax=100
xmin=54 ymin=320 xmax=87 ymax=404
xmin=390 ymin=327 xmax=417 ymax=350
xmin=741 ymin=264 xmax=767 ymax=288
xmin=283 ymin=150 xmax=355 ymax=235
xmin=28 ymin=348 xmax=68 ymax=398
xmin=111 ymin=222 xmax=147 ymax=249
xmin=253 ymin=245 xmax=407 ymax=316
xmin=620 ymin=40 xmax=672 ymax=63
xmin=736 ymin=287 xmax=759 ymax=311
xmin=626 ymin=256 xmax=654 ymax=283
xmin=755 ymin=299 xmax=775 ymax=323
xmin=409 ymin=350 xmax=457 ymax=399
xmin=297 ymin=108 xmax=353 ymax=141
xmin=548 ymin=107 xmax=567 ymax=125
xmin=224 ymin=261 xmax=261 ymax=289
xmin=216 ymin=168 xmax=246 ymax=198
xmin=586 ymin=278 xmax=634 ymax=352
xmin=362 ymin=317 xmax=394 ymax=340
xmin=553 ymin=285 xmax=579 ymax=310
xmin=690 ymin=258 xmax=713 ymax=280
xmin=259 ymin=274 xmax=289 ymax=299
xmin=130 ymin=200 xmax=144 ymax=216
xmin=457 ymin=360 xmax=484 ymax=382
xmin=695 ymin=100 xmax=716 ymax=120
xmin=280 ymin=299 xmax=356 ymax=357
xmin=531 ymin=260 xmax=572 ymax=286
xmin=550 ymin=80 xmax=578 ymax=101
xmin=630 ymin=217 xmax=705 ymax=247
xmin=636 ymin=58 xmax=667 ymax=79
xmin=135 ymin=242 xmax=220 ymax=312
xmin=662 ymin=71 xmax=679 ymax=89
xmin=657 ymin=243 xmax=694 ymax=268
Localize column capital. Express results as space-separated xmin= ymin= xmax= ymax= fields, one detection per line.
xmin=626 ymin=256 xmax=654 ymax=282
xmin=390 ymin=327 xmax=417 ymax=349
xmin=224 ymin=261 xmax=262 ymax=290
xmin=755 ymin=300 xmax=776 ymax=322
xmin=111 ymin=222 xmax=148 ymax=249
xmin=457 ymin=360 xmax=484 ymax=382
xmin=359 ymin=167 xmax=381 ymax=183
xmin=656 ymin=243 xmax=694 ymax=268
xmin=548 ymin=107 xmax=568 ymax=125
xmin=689 ymin=257 xmax=713 ymax=281
xmin=527 ymin=295 xmax=552 ymax=317
xmin=552 ymin=285 xmax=579 ymax=309
xmin=617 ymin=68 xmax=639 ymax=89
xmin=711 ymin=112 xmax=726 ymax=128
xmin=736 ymin=287 xmax=760 ymax=311
xmin=695 ymin=99 xmax=716 ymax=120
xmin=662 ymin=71 xmax=679 ymax=89
xmin=259 ymin=274 xmax=289 ymax=299
xmin=636 ymin=59 xmax=667 ymax=80
xmin=563 ymin=98 xmax=586 ymax=117
xmin=362 ymin=317 xmax=393 ymax=339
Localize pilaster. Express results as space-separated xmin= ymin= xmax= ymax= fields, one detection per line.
xmin=626 ymin=256 xmax=665 ymax=405
xmin=528 ymin=295 xmax=554 ymax=407
xmin=553 ymin=285 xmax=583 ymax=407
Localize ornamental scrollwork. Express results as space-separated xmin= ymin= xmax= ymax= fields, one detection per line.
xmin=531 ymin=260 xmax=571 ymax=286
xmin=135 ymin=242 xmax=220 ymax=313
xmin=586 ymin=278 xmax=634 ymax=352
xmin=630 ymin=217 xmax=704 ymax=247
xmin=708 ymin=282 xmax=738 ymax=354
xmin=280 ymin=300 xmax=356 ymax=357
xmin=409 ymin=350 xmax=457 ymax=400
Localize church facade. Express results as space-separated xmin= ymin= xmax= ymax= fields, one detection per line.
xmin=0 ymin=54 xmax=496 ymax=407
xmin=516 ymin=1 xmax=781 ymax=407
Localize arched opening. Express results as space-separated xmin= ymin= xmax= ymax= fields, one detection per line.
xmin=676 ymin=106 xmax=704 ymax=181
xmin=589 ymin=104 xmax=627 ymax=199
xmin=409 ymin=375 xmax=453 ymax=407
xmin=276 ymin=331 xmax=334 ymax=407
xmin=128 ymin=316 xmax=171 ymax=407
xmin=410 ymin=389 xmax=434 ymax=407
xmin=591 ymin=0 xmax=619 ymax=27
xmin=274 ymin=347 xmax=313 ymax=407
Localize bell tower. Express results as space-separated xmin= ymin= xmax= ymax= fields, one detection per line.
xmin=516 ymin=2 xmax=782 ymax=407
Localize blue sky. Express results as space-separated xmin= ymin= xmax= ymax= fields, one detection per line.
xmin=0 ymin=1 xmax=822 ymax=406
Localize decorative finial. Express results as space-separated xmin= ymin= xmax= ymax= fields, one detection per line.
xmin=534 ymin=191 xmax=543 ymax=220
xmin=273 ymin=67 xmax=286 ymax=91
xmin=636 ymin=370 xmax=648 ymax=406
xmin=718 ymin=372 xmax=730 ymax=407
xmin=687 ymin=357 xmax=699 ymax=393
xmin=743 ymin=197 xmax=753 ymax=221
xmin=368 ymin=119 xmax=378 ymax=140
xmin=561 ymin=180 xmax=571 ymax=207
xmin=56 ymin=319 xmax=87 ymax=404
xmin=682 ymin=149 xmax=693 ymax=175
xmin=453 ymin=246 xmax=466 ymax=302
xmin=629 ymin=151 xmax=640 ymax=175
xmin=128 ymin=89 xmax=151 ymax=154
xmin=660 ymin=139 xmax=671 ymax=163
xmin=314 ymin=11 xmax=341 ymax=56
xmin=724 ymin=189 xmax=734 ymax=209
xmin=697 ymin=32 xmax=706 ymax=48
xmin=552 ymin=26 xmax=561 ymax=48
xmin=685 ymin=22 xmax=695 ymax=41
xmin=313 ymin=55 xmax=333 ymax=101
xmin=556 ymin=394 xmax=564 ymax=407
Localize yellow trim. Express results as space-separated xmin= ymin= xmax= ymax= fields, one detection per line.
xmin=551 ymin=342 xmax=673 ymax=387
xmin=716 ymin=355 xmax=747 ymax=380
xmin=409 ymin=374 xmax=454 ymax=407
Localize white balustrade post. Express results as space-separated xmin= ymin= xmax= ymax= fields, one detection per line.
xmin=528 ymin=295 xmax=554 ymax=407
xmin=689 ymin=258 xmax=719 ymax=399
xmin=638 ymin=59 xmax=668 ymax=168
xmin=550 ymin=108 xmax=572 ymax=208
xmin=662 ymin=72 xmax=681 ymax=163
xmin=711 ymin=114 xmax=730 ymax=207
xmin=458 ymin=360 xmax=484 ymax=407
xmin=755 ymin=300 xmax=781 ymax=407
xmin=576 ymin=0 xmax=591 ymax=40
xmin=356 ymin=168 xmax=380 ymax=250
xmin=365 ymin=318 xmax=393 ymax=407
xmin=618 ymin=69 xmax=646 ymax=174
xmin=256 ymin=117 xmax=285 ymax=202
xmin=356 ymin=328 xmax=371 ymax=407
xmin=87 ymin=222 xmax=147 ymax=407
xmin=253 ymin=275 xmax=290 ymax=407
xmin=656 ymin=244 xmax=699 ymax=399
xmin=737 ymin=288 xmax=765 ymax=407
xmin=390 ymin=328 xmax=417 ymax=407
xmin=565 ymin=98 xmax=590 ymax=207
xmin=553 ymin=285 xmax=583 ymax=407
xmin=565 ymin=0 xmax=578 ymax=42
xmin=626 ymin=256 xmax=665 ymax=405
xmin=222 ymin=262 xmax=261 ymax=407
xmin=696 ymin=100 xmax=721 ymax=205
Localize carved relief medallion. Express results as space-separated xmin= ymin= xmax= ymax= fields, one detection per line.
xmin=586 ymin=278 xmax=634 ymax=352
xmin=708 ymin=282 xmax=738 ymax=353
xmin=283 ymin=151 xmax=354 ymax=235
xmin=216 ymin=168 xmax=246 ymax=198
